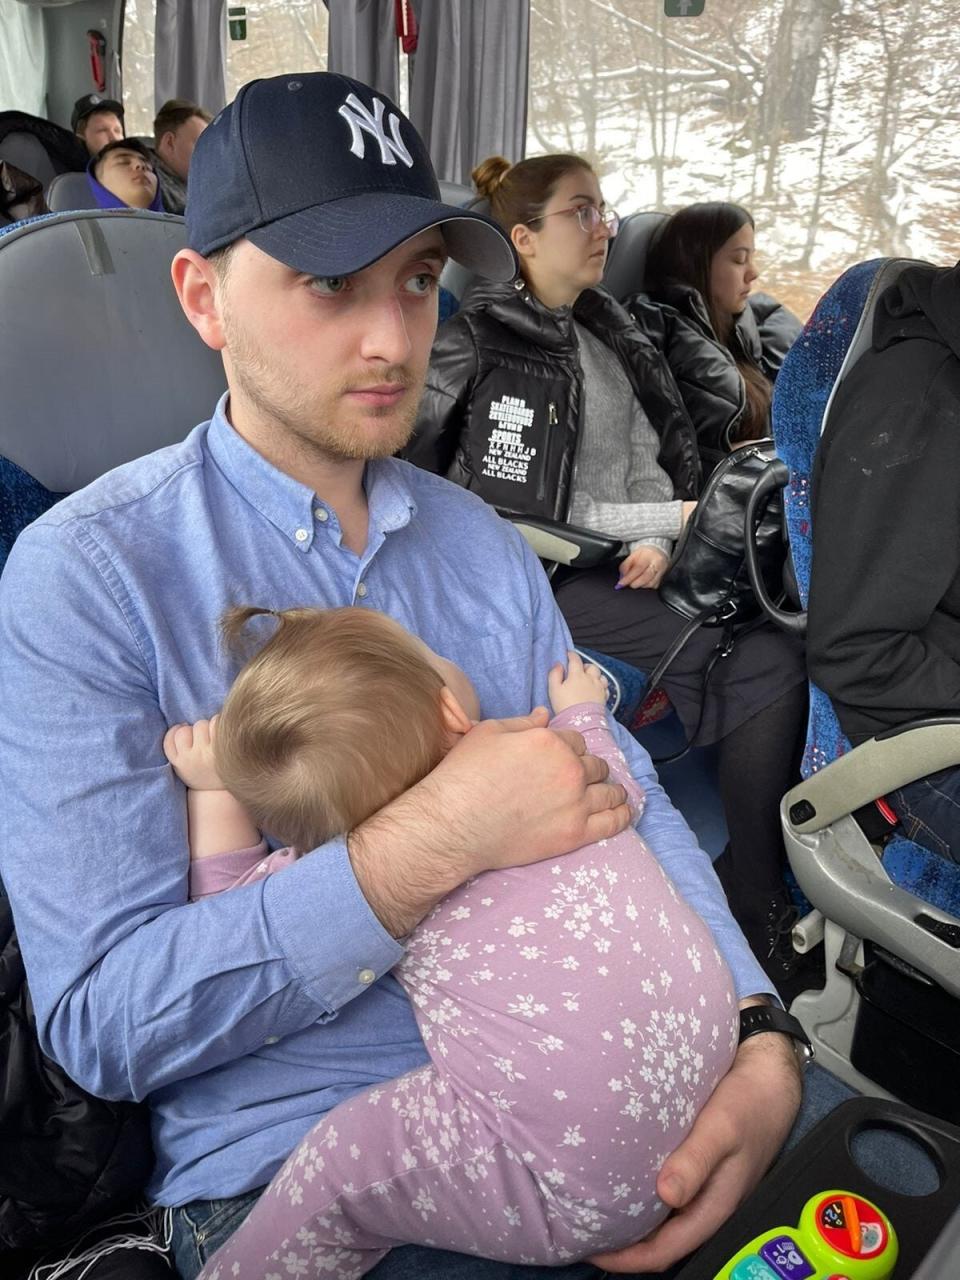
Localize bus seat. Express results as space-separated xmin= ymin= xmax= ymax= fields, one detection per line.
xmin=437 ymin=180 xmax=474 ymax=207
xmin=0 ymin=111 xmax=88 ymax=195
xmin=744 ymin=257 xmax=960 ymax=1112
xmin=602 ymin=210 xmax=668 ymax=302
xmin=0 ymin=132 xmax=58 ymax=189
xmin=46 ymin=170 xmax=100 ymax=212
xmin=0 ymin=210 xmax=226 ymax=570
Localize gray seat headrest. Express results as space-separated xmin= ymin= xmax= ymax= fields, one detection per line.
xmin=0 ymin=210 xmax=227 ymax=493
xmin=0 ymin=133 xmax=58 ymax=189
xmin=438 ymin=180 xmax=474 ymax=208
xmin=602 ymin=211 xmax=669 ymax=302
xmin=438 ymin=195 xmax=500 ymax=302
xmin=46 ymin=171 xmax=100 ymax=212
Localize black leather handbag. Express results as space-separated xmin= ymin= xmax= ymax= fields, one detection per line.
xmin=645 ymin=438 xmax=788 ymax=758
xmin=659 ymin=437 xmax=786 ymax=628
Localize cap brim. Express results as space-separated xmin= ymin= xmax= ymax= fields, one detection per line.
xmin=246 ymin=192 xmax=516 ymax=282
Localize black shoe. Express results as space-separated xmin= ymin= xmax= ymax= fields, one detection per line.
xmin=711 ymin=850 xmax=816 ymax=1003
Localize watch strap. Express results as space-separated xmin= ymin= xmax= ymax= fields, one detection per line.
xmin=738 ymin=1004 xmax=815 ymax=1064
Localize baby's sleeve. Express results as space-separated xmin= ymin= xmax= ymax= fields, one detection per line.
xmin=549 ymin=703 xmax=646 ymax=822
xmin=188 ymin=843 xmax=301 ymax=901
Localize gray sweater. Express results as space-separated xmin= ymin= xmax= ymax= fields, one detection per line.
xmin=567 ymin=322 xmax=683 ymax=556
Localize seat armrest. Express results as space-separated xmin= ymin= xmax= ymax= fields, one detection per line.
xmin=498 ymin=510 xmax=626 ymax=568
xmin=785 ymin=717 xmax=960 ymax=833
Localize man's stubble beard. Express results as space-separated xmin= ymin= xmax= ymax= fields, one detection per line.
xmin=222 ymin=309 xmax=424 ymax=463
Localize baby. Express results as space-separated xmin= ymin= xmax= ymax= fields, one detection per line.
xmin=163 ymin=606 xmax=737 ymax=1279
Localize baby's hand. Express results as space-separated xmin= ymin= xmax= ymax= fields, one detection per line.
xmin=548 ymin=651 xmax=609 ymax=713
xmin=163 ymin=717 xmax=224 ymax=791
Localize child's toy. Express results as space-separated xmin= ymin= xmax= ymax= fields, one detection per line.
xmin=714 ymin=1190 xmax=897 ymax=1280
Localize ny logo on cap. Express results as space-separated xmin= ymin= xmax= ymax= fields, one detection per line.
xmin=338 ymin=93 xmax=414 ymax=168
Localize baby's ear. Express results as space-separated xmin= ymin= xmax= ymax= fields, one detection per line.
xmin=439 ymin=686 xmax=474 ymax=738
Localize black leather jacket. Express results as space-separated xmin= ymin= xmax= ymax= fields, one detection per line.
xmin=626 ymin=285 xmax=802 ymax=470
xmin=404 ymin=279 xmax=702 ymax=517
xmin=0 ymin=893 xmax=152 ymax=1252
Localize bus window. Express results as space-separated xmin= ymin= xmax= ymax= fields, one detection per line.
xmin=0 ymin=0 xmax=48 ymax=117
xmin=528 ymin=0 xmax=956 ymax=320
xmin=225 ymin=1 xmax=328 ymax=100
xmin=122 ymin=0 xmax=157 ymax=137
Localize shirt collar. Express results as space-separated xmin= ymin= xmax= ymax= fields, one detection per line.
xmin=205 ymin=394 xmax=417 ymax=551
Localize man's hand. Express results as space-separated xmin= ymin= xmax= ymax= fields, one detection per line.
xmin=588 ymin=1027 xmax=802 ymax=1273
xmin=349 ymin=709 xmax=631 ymax=938
xmin=618 ymin=545 xmax=669 ymax=590
xmin=163 ymin=717 xmax=223 ymax=791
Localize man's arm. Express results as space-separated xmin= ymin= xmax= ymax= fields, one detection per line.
xmin=516 ymin=531 xmax=801 ymax=1269
xmin=0 ymin=521 xmax=626 ymax=1102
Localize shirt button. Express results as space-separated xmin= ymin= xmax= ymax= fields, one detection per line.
xmin=264 ymin=1035 xmax=280 ymax=1044
xmin=294 ymin=528 xmax=309 ymax=543
xmin=314 ymin=508 xmax=328 ymax=522
xmin=356 ymin=582 xmax=368 ymax=598
xmin=358 ymin=968 xmax=376 ymax=985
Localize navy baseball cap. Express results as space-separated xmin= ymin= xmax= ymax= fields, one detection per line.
xmin=187 ymin=72 xmax=516 ymax=281
xmin=72 ymin=93 xmax=124 ymax=132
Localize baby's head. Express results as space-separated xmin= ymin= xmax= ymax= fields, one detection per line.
xmin=215 ymin=606 xmax=479 ymax=851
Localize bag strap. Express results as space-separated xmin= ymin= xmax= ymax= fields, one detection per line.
xmin=644 ymin=615 xmax=736 ymax=764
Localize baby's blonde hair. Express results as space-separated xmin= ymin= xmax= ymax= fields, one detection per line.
xmin=215 ymin=606 xmax=447 ymax=851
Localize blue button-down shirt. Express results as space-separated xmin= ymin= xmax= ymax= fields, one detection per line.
xmin=0 ymin=397 xmax=769 ymax=1206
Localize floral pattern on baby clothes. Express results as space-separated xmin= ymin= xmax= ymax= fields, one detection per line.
xmin=199 ymin=703 xmax=738 ymax=1280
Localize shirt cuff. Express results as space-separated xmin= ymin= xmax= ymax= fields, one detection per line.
xmin=261 ymin=837 xmax=405 ymax=1013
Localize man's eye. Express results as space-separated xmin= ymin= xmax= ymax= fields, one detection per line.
xmin=404 ymin=273 xmax=438 ymax=296
xmin=309 ymin=277 xmax=348 ymax=296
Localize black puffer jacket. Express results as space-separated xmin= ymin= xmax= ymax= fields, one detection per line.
xmin=626 ymin=285 xmax=802 ymax=471
xmin=404 ymin=280 xmax=702 ymax=516
xmin=0 ymin=892 xmax=153 ymax=1252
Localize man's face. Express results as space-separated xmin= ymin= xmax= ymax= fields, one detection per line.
xmin=214 ymin=230 xmax=446 ymax=462
xmin=79 ymin=110 xmax=123 ymax=156
xmin=158 ymin=115 xmax=208 ymax=181
xmin=96 ymin=147 xmax=158 ymax=208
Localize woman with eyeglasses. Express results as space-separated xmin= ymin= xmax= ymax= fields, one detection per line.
xmin=405 ymin=153 xmax=809 ymax=999
xmin=637 ymin=203 xmax=802 ymax=475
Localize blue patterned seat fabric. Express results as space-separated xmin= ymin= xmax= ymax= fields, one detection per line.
xmin=773 ymin=259 xmax=960 ymax=916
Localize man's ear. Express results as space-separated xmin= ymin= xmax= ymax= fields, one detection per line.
xmin=171 ymin=249 xmax=226 ymax=351
xmin=439 ymin=686 xmax=474 ymax=738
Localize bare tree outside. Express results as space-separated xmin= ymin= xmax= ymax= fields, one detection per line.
xmin=121 ymin=1 xmax=959 ymax=321
xmin=528 ymin=0 xmax=960 ymax=319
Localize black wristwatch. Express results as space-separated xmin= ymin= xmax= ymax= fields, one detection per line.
xmin=738 ymin=1004 xmax=815 ymax=1067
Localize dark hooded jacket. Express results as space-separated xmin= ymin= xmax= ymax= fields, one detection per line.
xmin=403 ymin=279 xmax=702 ymax=518
xmin=807 ymin=261 xmax=960 ymax=744
xmin=626 ymin=285 xmax=802 ymax=471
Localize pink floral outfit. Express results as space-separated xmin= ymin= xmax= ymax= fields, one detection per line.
xmin=197 ymin=704 xmax=738 ymax=1279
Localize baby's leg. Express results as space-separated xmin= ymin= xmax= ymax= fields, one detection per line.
xmin=198 ymin=1063 xmax=584 ymax=1280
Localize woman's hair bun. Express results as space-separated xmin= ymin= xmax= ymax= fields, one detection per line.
xmin=471 ymin=155 xmax=512 ymax=199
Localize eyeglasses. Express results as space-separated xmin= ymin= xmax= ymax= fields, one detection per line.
xmin=528 ymin=205 xmax=620 ymax=236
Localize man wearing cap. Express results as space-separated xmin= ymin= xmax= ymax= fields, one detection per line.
xmin=72 ymin=92 xmax=125 ymax=156
xmin=0 ymin=74 xmax=802 ymax=1278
